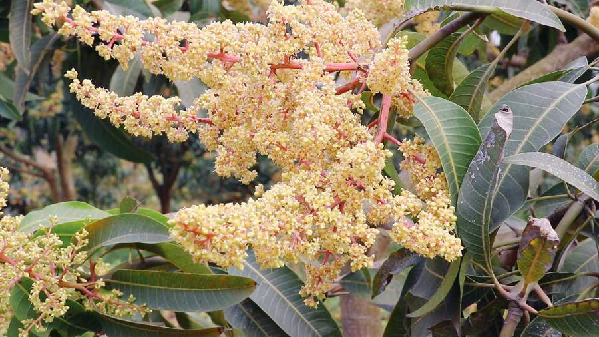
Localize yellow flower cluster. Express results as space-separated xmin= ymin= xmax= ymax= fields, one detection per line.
xmin=0 ymin=169 xmax=146 ymax=335
xmin=30 ymin=81 xmax=64 ymax=118
xmin=344 ymin=0 xmax=405 ymax=27
xmin=414 ymin=11 xmax=441 ymax=36
xmin=34 ymin=0 xmax=462 ymax=306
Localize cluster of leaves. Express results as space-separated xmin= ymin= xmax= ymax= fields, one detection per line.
xmin=0 ymin=0 xmax=598 ymax=337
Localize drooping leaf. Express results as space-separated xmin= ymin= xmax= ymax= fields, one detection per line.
xmin=110 ymin=55 xmax=143 ymax=96
xmin=372 ymin=250 xmax=422 ymax=299
xmin=9 ymin=0 xmax=32 ymax=69
xmin=478 ymin=81 xmax=587 ymax=233
xmin=0 ymin=98 xmax=22 ymax=121
xmin=407 ymin=258 xmax=461 ymax=317
xmin=504 ymin=152 xmax=599 ymax=201
xmin=98 ymin=313 xmax=225 ymax=337
xmin=225 ymin=299 xmax=289 ymax=337
xmin=413 ymin=96 xmax=482 ymax=204
xmin=229 ymin=250 xmax=342 ymax=337
xmin=85 ymin=214 xmax=172 ymax=252
xmin=520 ymin=316 xmax=562 ymax=337
xmin=577 ymin=144 xmax=599 ymax=177
xmin=425 ymin=33 xmax=462 ymax=96
xmin=106 ymin=269 xmax=255 ymax=312
xmin=133 ymin=242 xmax=212 ymax=274
xmin=14 ymin=34 xmax=59 ymax=113
xmin=72 ymin=99 xmax=154 ymax=163
xmin=404 ymin=0 xmax=564 ymax=31
xmin=517 ymin=218 xmax=560 ymax=287
xmin=457 ymin=105 xmax=513 ymax=263
xmin=539 ymin=299 xmax=599 ymax=337
xmin=19 ymin=201 xmax=110 ymax=233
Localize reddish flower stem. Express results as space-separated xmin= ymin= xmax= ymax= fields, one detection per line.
xmin=374 ymin=94 xmax=392 ymax=144
xmin=336 ymin=77 xmax=362 ymax=95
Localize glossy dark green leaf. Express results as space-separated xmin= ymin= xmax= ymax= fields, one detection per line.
xmin=425 ymin=33 xmax=462 ymax=96
xmin=225 ymin=299 xmax=289 ymax=337
xmin=372 ymin=251 xmax=422 ymax=299
xmin=517 ymin=218 xmax=560 ymax=286
xmin=109 ymin=56 xmax=142 ymax=96
xmin=478 ymin=81 xmax=587 ymax=234
xmin=134 ymin=242 xmax=212 ymax=274
xmin=458 ymin=105 xmax=513 ymax=263
xmin=539 ymin=299 xmax=599 ymax=337
xmin=407 ymin=258 xmax=460 ymax=317
xmin=85 ymin=214 xmax=172 ymax=252
xmin=449 ymin=63 xmax=493 ymax=120
xmin=49 ymin=300 xmax=101 ymax=336
xmin=10 ymin=278 xmax=36 ymax=321
xmin=0 ymin=98 xmax=22 ymax=121
xmin=153 ymin=0 xmax=184 ymax=16
xmin=7 ymin=316 xmax=49 ymax=337
xmin=577 ymin=144 xmax=599 ymax=177
xmin=229 ymin=250 xmax=341 ymax=337
xmin=505 ymin=152 xmax=599 ymax=201
xmin=98 ymin=313 xmax=225 ymax=337
xmin=19 ymin=201 xmax=110 ymax=233
xmin=340 ymin=269 xmax=371 ymax=299
xmin=72 ymin=99 xmax=154 ymax=163
xmin=555 ymin=239 xmax=598 ymax=302
xmin=405 ymin=0 xmax=564 ymax=31
xmin=106 ymin=269 xmax=255 ymax=311
xmin=14 ymin=34 xmax=59 ymax=113
xmin=520 ymin=316 xmax=562 ymax=337
xmin=9 ymin=0 xmax=32 ymax=69
xmin=413 ymin=97 xmax=481 ymax=204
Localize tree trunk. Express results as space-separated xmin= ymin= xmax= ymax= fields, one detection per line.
xmin=56 ymin=134 xmax=78 ymax=201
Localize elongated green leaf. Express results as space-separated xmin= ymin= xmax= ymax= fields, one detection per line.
xmin=425 ymin=33 xmax=462 ymax=96
xmin=98 ymin=313 xmax=225 ymax=337
xmin=225 ymin=299 xmax=289 ymax=337
xmin=449 ymin=63 xmax=493 ymax=120
xmin=407 ymin=258 xmax=460 ymax=317
xmin=556 ymin=239 xmax=599 ymax=302
xmin=72 ymin=99 xmax=154 ymax=163
xmin=517 ymin=218 xmax=560 ymax=286
xmin=539 ymin=299 xmax=599 ymax=337
xmin=0 ymin=72 xmax=42 ymax=103
xmin=577 ymin=144 xmax=599 ymax=177
xmin=478 ymin=81 xmax=587 ymax=233
xmin=10 ymin=278 xmax=36 ymax=321
xmin=134 ymin=242 xmax=212 ymax=274
xmin=174 ymin=79 xmax=207 ymax=108
xmin=0 ymin=98 xmax=22 ymax=121
xmin=7 ymin=317 xmax=49 ymax=337
xmin=104 ymin=0 xmax=154 ymax=18
xmin=85 ymin=214 xmax=171 ymax=252
xmin=110 ymin=56 xmax=143 ymax=96
xmin=372 ymin=250 xmax=422 ymax=299
xmin=229 ymin=250 xmax=341 ymax=337
xmin=505 ymin=152 xmax=599 ymax=201
xmin=106 ymin=269 xmax=255 ymax=311
xmin=405 ymin=0 xmax=564 ymax=31
xmin=19 ymin=201 xmax=110 ymax=233
xmin=458 ymin=105 xmax=513 ymax=263
xmin=340 ymin=269 xmax=371 ymax=299
xmin=49 ymin=300 xmax=102 ymax=336
xmin=413 ymin=96 xmax=482 ymax=205
xmin=521 ymin=316 xmax=562 ymax=337
xmin=14 ymin=34 xmax=59 ymax=113
xmin=154 ymin=0 xmax=184 ymax=16
xmin=9 ymin=0 xmax=32 ymax=69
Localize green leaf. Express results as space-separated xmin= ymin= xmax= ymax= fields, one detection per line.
xmin=98 ymin=313 xmax=225 ymax=337
xmin=14 ymin=34 xmax=59 ymax=113
xmin=478 ymin=81 xmax=587 ymax=233
xmin=8 ymin=317 xmax=49 ymax=337
xmin=134 ymin=242 xmax=212 ymax=274
xmin=457 ymin=105 xmax=513 ymax=263
xmin=72 ymin=99 xmax=154 ymax=163
xmin=558 ymin=0 xmax=590 ymax=17
xmin=153 ymin=0 xmax=184 ymax=17
xmin=425 ymin=33 xmax=462 ymax=96
xmin=372 ymin=250 xmax=422 ymax=299
xmin=19 ymin=201 xmax=111 ymax=233
xmin=174 ymin=79 xmax=207 ymax=108
xmin=520 ymin=316 xmax=561 ymax=337
xmin=413 ymin=96 xmax=482 ymax=205
xmin=407 ymin=258 xmax=460 ymax=317
xmin=85 ymin=213 xmax=171 ymax=253
xmin=104 ymin=0 xmax=154 ymax=18
xmin=49 ymin=300 xmax=101 ymax=336
xmin=449 ymin=64 xmax=493 ymax=120
xmin=383 ymin=158 xmax=404 ymax=195
xmin=539 ymin=299 xmax=599 ymax=337
xmin=577 ymin=144 xmax=599 ymax=177
xmin=10 ymin=278 xmax=36 ymax=321
xmin=340 ymin=269 xmax=371 ymax=299
xmin=517 ymin=218 xmax=560 ymax=286
xmin=109 ymin=56 xmax=143 ymax=96
xmin=9 ymin=0 xmax=32 ymax=69
xmin=106 ymin=269 xmax=255 ymax=312
xmin=556 ymin=239 xmax=599 ymax=301
xmin=32 ymin=219 xmax=92 ymax=247
xmin=225 ymin=299 xmax=289 ymax=337
xmin=119 ymin=197 xmax=138 ymax=213
xmin=405 ymin=0 xmax=564 ymax=31
xmin=229 ymin=250 xmax=342 ymax=337
xmin=504 ymin=152 xmax=599 ymax=201
xmin=0 ymin=72 xmax=42 ymax=103
xmin=0 ymin=98 xmax=22 ymax=121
